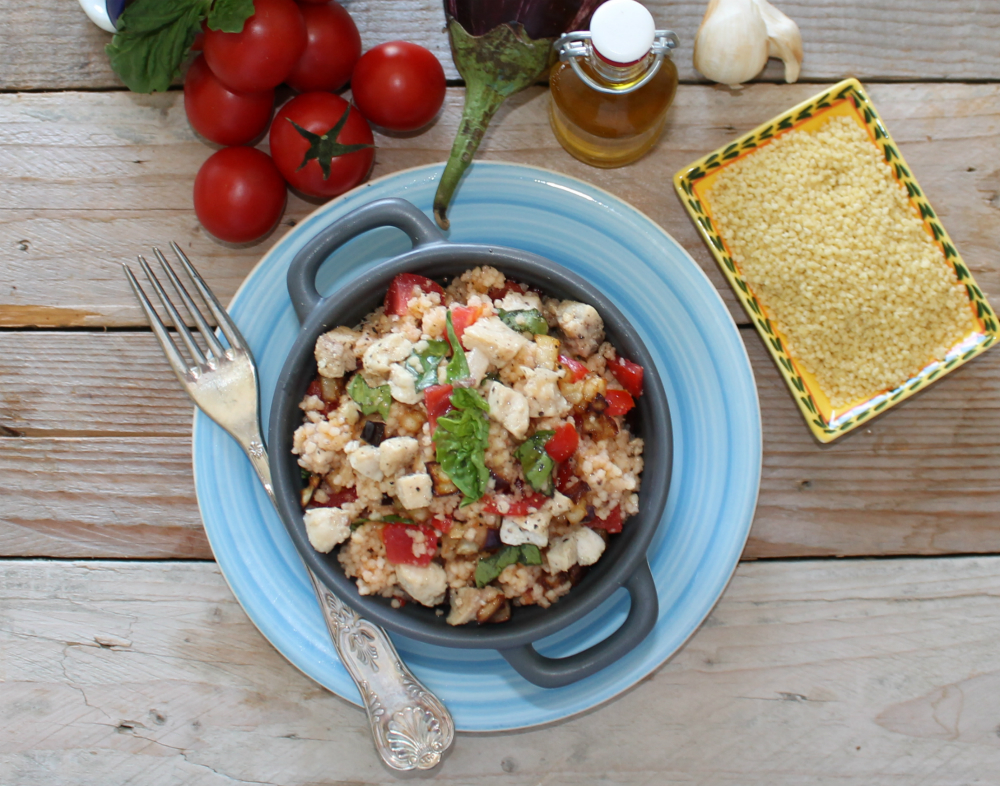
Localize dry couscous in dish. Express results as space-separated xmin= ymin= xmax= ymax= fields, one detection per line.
xmin=291 ymin=266 xmax=645 ymax=626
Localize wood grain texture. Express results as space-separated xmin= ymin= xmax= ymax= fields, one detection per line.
xmin=1 ymin=331 xmax=996 ymax=560
xmin=4 ymin=557 xmax=1000 ymax=784
xmin=1 ymin=0 xmax=999 ymax=91
xmin=1 ymin=83 xmax=997 ymax=328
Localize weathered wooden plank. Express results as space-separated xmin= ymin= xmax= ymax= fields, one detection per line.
xmin=0 ymin=437 xmax=209 ymax=559
xmin=3 ymin=556 xmax=1000 ymax=784
xmin=1 ymin=0 xmax=998 ymax=91
xmin=1 ymin=83 xmax=997 ymax=329
xmin=1 ymin=330 xmax=996 ymax=560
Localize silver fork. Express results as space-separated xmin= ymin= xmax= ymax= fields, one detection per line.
xmin=124 ymin=243 xmax=454 ymax=771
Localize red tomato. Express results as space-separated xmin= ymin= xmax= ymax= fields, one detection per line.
xmin=482 ymin=492 xmax=548 ymax=517
xmin=384 ymin=273 xmax=445 ymax=316
xmin=351 ymin=41 xmax=446 ymax=132
xmin=309 ymin=487 xmax=358 ymax=509
xmin=424 ymin=384 xmax=453 ymax=433
xmin=184 ymin=55 xmax=274 ymax=146
xmin=487 ymin=280 xmax=525 ymax=300
xmin=433 ymin=516 xmax=454 ymax=535
xmin=193 ymin=147 xmax=286 ymax=244
xmin=269 ymin=92 xmax=374 ymax=199
xmin=545 ymin=422 xmax=579 ymax=463
xmin=203 ymin=0 xmax=306 ymax=93
xmin=450 ymin=305 xmax=482 ymax=347
xmin=285 ymin=2 xmax=361 ymax=93
xmin=586 ymin=506 xmax=623 ymax=534
xmin=605 ymin=389 xmax=635 ymax=417
xmin=608 ymin=355 xmax=644 ymax=398
xmin=381 ymin=523 xmax=439 ymax=566
xmin=559 ymin=354 xmax=588 ymax=382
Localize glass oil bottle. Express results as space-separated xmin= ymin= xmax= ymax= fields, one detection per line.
xmin=549 ymin=0 xmax=679 ymax=168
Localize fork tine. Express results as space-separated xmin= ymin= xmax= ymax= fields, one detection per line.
xmin=169 ymin=241 xmax=249 ymax=354
xmin=123 ymin=263 xmax=192 ymax=382
xmin=153 ymin=247 xmax=226 ymax=360
xmin=138 ymin=255 xmax=207 ymax=366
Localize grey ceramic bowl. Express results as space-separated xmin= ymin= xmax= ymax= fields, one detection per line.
xmin=268 ymin=198 xmax=672 ymax=688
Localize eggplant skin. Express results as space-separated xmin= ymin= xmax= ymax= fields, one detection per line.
xmin=444 ymin=0 xmax=606 ymax=39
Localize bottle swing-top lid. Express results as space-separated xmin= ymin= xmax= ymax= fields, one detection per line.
xmin=554 ymin=0 xmax=678 ymax=93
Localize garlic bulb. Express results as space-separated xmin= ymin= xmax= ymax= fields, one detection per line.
xmin=693 ymin=0 xmax=803 ymax=88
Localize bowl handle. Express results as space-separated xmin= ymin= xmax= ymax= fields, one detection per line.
xmin=286 ymin=198 xmax=445 ymax=324
xmin=500 ymin=560 xmax=659 ymax=689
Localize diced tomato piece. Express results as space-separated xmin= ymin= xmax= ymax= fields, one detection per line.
xmin=381 ymin=523 xmax=439 ymax=566
xmin=545 ymin=422 xmax=579 ymax=463
xmin=586 ymin=505 xmax=623 ymax=534
xmin=306 ymin=377 xmax=323 ymax=399
xmin=555 ymin=460 xmax=576 ymax=493
xmin=608 ymin=355 xmax=644 ymax=398
xmin=309 ymin=487 xmax=358 ymax=509
xmin=424 ymin=384 xmax=453 ymax=433
xmin=482 ymin=492 xmax=548 ymax=516
xmin=487 ymin=280 xmax=524 ymax=300
xmin=449 ymin=304 xmax=482 ymax=348
xmin=384 ymin=273 xmax=445 ymax=316
xmin=559 ymin=354 xmax=588 ymax=382
xmin=604 ymin=388 xmax=635 ymax=417
xmin=432 ymin=516 xmax=453 ymax=535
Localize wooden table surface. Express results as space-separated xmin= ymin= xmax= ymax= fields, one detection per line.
xmin=2 ymin=1 xmax=999 ymax=783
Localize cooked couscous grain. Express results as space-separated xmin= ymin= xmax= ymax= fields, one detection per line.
xmin=708 ymin=115 xmax=975 ymax=407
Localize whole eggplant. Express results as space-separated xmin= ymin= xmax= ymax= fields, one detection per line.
xmin=434 ymin=0 xmax=606 ymax=229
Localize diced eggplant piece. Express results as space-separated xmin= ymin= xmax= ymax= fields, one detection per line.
xmin=361 ymin=420 xmax=386 ymax=447
xmin=427 ymin=462 xmax=458 ymax=496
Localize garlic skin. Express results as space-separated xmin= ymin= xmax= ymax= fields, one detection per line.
xmin=693 ymin=0 xmax=803 ymax=88
xmin=757 ymin=0 xmax=803 ymax=83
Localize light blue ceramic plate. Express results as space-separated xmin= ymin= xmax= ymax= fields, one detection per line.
xmin=192 ymin=161 xmax=761 ymax=732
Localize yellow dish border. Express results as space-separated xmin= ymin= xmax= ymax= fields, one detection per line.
xmin=673 ymin=77 xmax=997 ymax=443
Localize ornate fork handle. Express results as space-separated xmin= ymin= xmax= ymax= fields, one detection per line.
xmin=250 ymin=437 xmax=454 ymax=771
xmin=307 ymin=571 xmax=454 ymax=770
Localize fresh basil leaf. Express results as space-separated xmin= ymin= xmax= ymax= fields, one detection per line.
xmin=474 ymin=544 xmax=541 ymax=588
xmin=347 ymin=374 xmax=392 ymax=421
xmin=300 ymin=467 xmax=312 ymax=482
xmin=444 ymin=311 xmax=470 ymax=383
xmin=352 ymin=514 xmax=414 ymax=530
xmin=410 ymin=339 xmax=450 ymax=391
xmin=514 ymin=430 xmax=556 ymax=496
xmin=498 ymin=309 xmax=548 ymax=335
xmin=206 ymin=0 xmax=254 ymax=31
xmin=519 ymin=544 xmax=542 ymax=565
xmin=106 ymin=0 xmax=210 ymax=93
xmin=433 ymin=388 xmax=490 ymax=506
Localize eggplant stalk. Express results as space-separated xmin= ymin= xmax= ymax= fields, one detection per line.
xmin=434 ymin=17 xmax=553 ymax=229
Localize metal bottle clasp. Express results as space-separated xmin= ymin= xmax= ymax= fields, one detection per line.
xmin=554 ymin=30 xmax=679 ymax=95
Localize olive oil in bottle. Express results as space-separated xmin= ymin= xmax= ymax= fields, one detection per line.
xmin=549 ymin=0 xmax=679 ymax=168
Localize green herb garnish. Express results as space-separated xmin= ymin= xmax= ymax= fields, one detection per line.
xmin=474 ymin=544 xmax=542 ymax=588
xmin=106 ymin=0 xmax=256 ymax=94
xmin=498 ymin=309 xmax=548 ymax=335
xmin=409 ymin=339 xmax=450 ymax=391
xmin=433 ymin=387 xmax=490 ymax=506
xmin=444 ymin=311 xmax=470 ymax=383
xmin=347 ymin=374 xmax=392 ymax=421
xmin=350 ymin=514 xmax=414 ymax=531
xmin=513 ymin=430 xmax=556 ymax=496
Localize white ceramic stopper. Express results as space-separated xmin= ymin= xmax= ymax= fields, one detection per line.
xmin=590 ymin=0 xmax=656 ymax=64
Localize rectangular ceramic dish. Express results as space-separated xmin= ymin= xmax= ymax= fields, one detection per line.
xmin=674 ymin=78 xmax=997 ymax=443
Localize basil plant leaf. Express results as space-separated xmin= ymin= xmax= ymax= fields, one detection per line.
xmin=498 ymin=308 xmax=548 ymax=335
xmin=347 ymin=374 xmax=392 ymax=421
xmin=433 ymin=388 xmax=490 ymax=506
xmin=409 ymin=339 xmax=450 ymax=391
xmin=475 ymin=544 xmax=542 ymax=588
xmin=513 ymin=430 xmax=556 ymax=496
xmin=444 ymin=311 xmax=470 ymax=383
xmin=206 ymin=0 xmax=255 ymax=31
